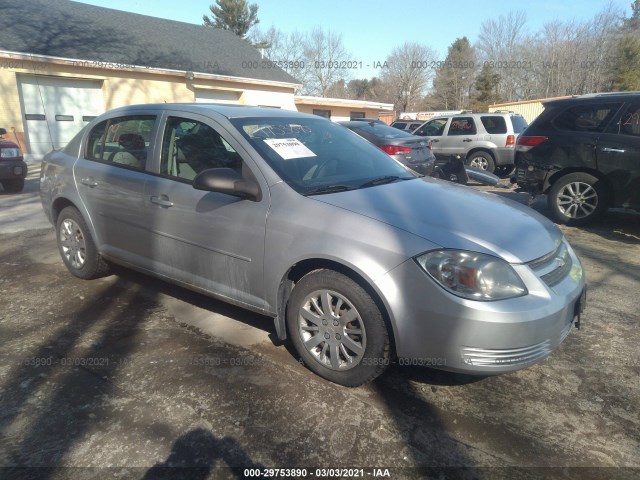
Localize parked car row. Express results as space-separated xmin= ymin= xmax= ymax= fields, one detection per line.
xmin=40 ymin=103 xmax=586 ymax=387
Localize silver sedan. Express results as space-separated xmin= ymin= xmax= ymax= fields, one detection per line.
xmin=40 ymin=104 xmax=586 ymax=386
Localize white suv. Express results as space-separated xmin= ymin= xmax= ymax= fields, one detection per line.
xmin=412 ymin=113 xmax=528 ymax=175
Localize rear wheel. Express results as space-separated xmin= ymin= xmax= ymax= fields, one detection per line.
xmin=466 ymin=151 xmax=495 ymax=174
xmin=286 ymin=270 xmax=390 ymax=386
xmin=547 ymin=172 xmax=609 ymax=226
xmin=1 ymin=179 xmax=24 ymax=193
xmin=56 ymin=206 xmax=110 ymax=279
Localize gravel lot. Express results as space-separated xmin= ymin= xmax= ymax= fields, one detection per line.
xmin=1 ymin=171 xmax=639 ymax=479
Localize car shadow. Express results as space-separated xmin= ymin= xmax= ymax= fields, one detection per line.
xmin=142 ymin=428 xmax=265 ymax=480
xmin=108 ymin=265 xmax=282 ymax=344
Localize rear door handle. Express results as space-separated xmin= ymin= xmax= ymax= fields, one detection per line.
xmin=150 ymin=195 xmax=174 ymax=208
xmin=463 ymin=138 xmax=473 ymax=142
xmin=80 ymin=178 xmax=98 ymax=188
xmin=601 ymin=147 xmax=626 ymax=153
xmin=432 ymin=139 xmax=439 ymax=143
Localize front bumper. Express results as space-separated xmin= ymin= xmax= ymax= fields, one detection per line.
xmin=375 ymin=242 xmax=586 ymax=374
xmin=0 ymin=159 xmax=28 ymax=180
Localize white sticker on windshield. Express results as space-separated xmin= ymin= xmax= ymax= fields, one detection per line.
xmin=263 ymin=138 xmax=316 ymax=160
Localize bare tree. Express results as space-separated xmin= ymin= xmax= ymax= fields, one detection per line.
xmin=476 ymin=11 xmax=528 ymax=101
xmin=301 ymin=27 xmax=351 ymax=96
xmin=380 ymin=42 xmax=437 ymax=112
xmin=250 ymin=26 xmax=308 ymax=84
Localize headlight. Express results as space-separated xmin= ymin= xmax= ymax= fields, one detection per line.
xmin=415 ymin=250 xmax=527 ymax=301
xmin=1 ymin=148 xmax=21 ymax=158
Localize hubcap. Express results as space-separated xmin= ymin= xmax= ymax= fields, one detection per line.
xmin=298 ymin=289 xmax=366 ymax=371
xmin=469 ymin=156 xmax=488 ymax=170
xmin=59 ymin=219 xmax=87 ymax=269
xmin=557 ymin=181 xmax=598 ymax=219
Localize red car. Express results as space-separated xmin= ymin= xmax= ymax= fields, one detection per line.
xmin=0 ymin=128 xmax=27 ymax=192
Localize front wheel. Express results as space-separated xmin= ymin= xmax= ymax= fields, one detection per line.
xmin=56 ymin=206 xmax=110 ymax=279
xmin=466 ymin=151 xmax=495 ymax=174
xmin=286 ymin=270 xmax=390 ymax=386
xmin=547 ymin=172 xmax=609 ymax=226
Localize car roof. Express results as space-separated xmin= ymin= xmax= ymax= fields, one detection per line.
xmin=544 ymin=92 xmax=640 ymax=107
xmin=98 ymin=103 xmax=319 ymax=120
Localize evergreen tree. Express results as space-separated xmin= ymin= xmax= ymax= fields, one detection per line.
xmin=203 ymin=0 xmax=259 ymax=38
xmin=471 ymin=64 xmax=501 ymax=111
xmin=610 ymin=0 xmax=640 ymax=91
xmin=611 ymin=35 xmax=640 ymax=91
xmin=431 ymin=38 xmax=476 ymax=109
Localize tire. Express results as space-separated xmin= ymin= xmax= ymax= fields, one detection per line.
xmin=56 ymin=206 xmax=110 ymax=279
xmin=466 ymin=151 xmax=495 ymax=173
xmin=1 ymin=179 xmax=24 ymax=193
xmin=286 ymin=269 xmax=390 ymax=386
xmin=547 ymin=172 xmax=609 ymax=226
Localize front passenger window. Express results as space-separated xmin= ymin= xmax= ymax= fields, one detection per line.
xmin=161 ymin=117 xmax=243 ymax=181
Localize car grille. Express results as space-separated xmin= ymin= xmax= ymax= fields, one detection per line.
xmin=461 ymin=340 xmax=553 ymax=367
xmin=527 ymin=242 xmax=572 ymax=287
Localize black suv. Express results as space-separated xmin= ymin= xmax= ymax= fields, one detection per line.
xmin=514 ymin=93 xmax=640 ymax=225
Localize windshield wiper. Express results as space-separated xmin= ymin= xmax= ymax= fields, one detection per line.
xmin=304 ymin=184 xmax=354 ymax=196
xmin=359 ymin=175 xmax=410 ymax=188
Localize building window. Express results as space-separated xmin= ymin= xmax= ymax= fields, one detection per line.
xmin=350 ymin=112 xmax=365 ymax=119
xmin=312 ymin=109 xmax=331 ymax=119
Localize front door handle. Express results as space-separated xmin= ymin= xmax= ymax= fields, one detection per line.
xmin=432 ymin=139 xmax=439 ymax=143
xmin=80 ymin=177 xmax=98 ymax=188
xmin=601 ymin=147 xmax=626 ymax=153
xmin=150 ymin=195 xmax=174 ymax=208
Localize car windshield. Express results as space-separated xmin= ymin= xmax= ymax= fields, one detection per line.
xmin=230 ymin=116 xmax=416 ymax=195
xmin=349 ymin=122 xmax=416 ymax=139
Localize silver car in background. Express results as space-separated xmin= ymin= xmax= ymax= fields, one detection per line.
xmin=412 ymin=112 xmax=528 ymax=176
xmin=40 ymin=104 xmax=586 ymax=386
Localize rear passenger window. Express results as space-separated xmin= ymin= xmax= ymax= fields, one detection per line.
xmin=448 ymin=117 xmax=477 ymax=135
xmin=85 ymin=115 xmax=156 ymax=170
xmin=552 ymin=103 xmax=622 ymax=133
xmin=480 ymin=116 xmax=507 ymax=134
xmin=618 ymin=104 xmax=640 ymax=137
xmin=161 ymin=117 xmax=243 ymax=181
xmin=86 ymin=120 xmax=108 ymax=160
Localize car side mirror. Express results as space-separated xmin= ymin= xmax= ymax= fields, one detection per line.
xmin=192 ymin=168 xmax=260 ymax=201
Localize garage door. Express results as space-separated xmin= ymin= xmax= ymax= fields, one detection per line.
xmin=17 ymin=75 xmax=105 ymax=156
xmin=194 ymin=89 xmax=241 ymax=104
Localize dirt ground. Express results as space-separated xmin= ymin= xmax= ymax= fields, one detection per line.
xmin=0 ymin=173 xmax=639 ymax=479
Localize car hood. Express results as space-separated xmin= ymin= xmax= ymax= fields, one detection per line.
xmin=312 ymin=178 xmax=562 ymax=264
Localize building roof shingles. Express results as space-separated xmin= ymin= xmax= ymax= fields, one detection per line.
xmin=0 ymin=0 xmax=299 ymax=85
